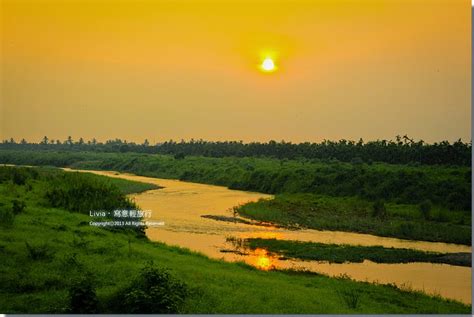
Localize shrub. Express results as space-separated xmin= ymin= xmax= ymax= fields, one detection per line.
xmin=350 ymin=157 xmax=364 ymax=165
xmin=67 ymin=276 xmax=99 ymax=313
xmin=436 ymin=210 xmax=450 ymax=222
xmin=397 ymin=222 xmax=415 ymax=238
xmin=109 ymin=264 xmax=188 ymax=313
xmin=418 ymin=200 xmax=432 ymax=220
xmin=372 ymin=200 xmax=386 ymax=219
xmin=25 ymin=242 xmax=53 ymax=260
xmin=174 ymin=153 xmax=186 ymax=160
xmin=12 ymin=169 xmax=27 ymax=185
xmin=44 ymin=172 xmax=136 ymax=214
xmin=0 ymin=206 xmax=14 ymax=227
xmin=12 ymin=199 xmax=26 ymax=215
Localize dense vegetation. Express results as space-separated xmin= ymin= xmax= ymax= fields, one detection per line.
xmin=0 ymin=166 xmax=469 ymax=313
xmin=243 ymin=238 xmax=470 ymax=266
xmin=236 ymin=194 xmax=471 ymax=245
xmin=0 ymin=135 xmax=471 ymax=166
xmin=0 ymin=150 xmax=470 ymax=212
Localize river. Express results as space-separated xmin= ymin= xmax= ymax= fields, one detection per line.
xmin=75 ymin=169 xmax=471 ymax=304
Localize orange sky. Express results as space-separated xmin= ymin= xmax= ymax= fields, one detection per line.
xmin=1 ymin=0 xmax=471 ymax=143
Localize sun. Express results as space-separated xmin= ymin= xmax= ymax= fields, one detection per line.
xmin=260 ymin=57 xmax=276 ymax=72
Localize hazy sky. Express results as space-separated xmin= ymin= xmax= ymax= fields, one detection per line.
xmin=1 ymin=0 xmax=471 ymax=143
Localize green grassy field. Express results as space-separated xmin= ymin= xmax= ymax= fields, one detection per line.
xmin=243 ymin=238 xmax=470 ymax=266
xmin=0 ymin=166 xmax=470 ymax=313
xmin=236 ymin=194 xmax=471 ymax=245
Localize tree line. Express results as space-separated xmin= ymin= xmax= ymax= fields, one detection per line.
xmin=0 ymin=135 xmax=471 ymax=166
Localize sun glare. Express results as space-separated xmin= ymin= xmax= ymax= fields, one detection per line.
xmin=260 ymin=57 xmax=276 ymax=72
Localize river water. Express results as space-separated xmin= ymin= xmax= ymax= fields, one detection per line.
xmin=77 ymin=169 xmax=471 ymax=304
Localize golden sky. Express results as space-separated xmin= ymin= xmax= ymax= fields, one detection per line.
xmin=1 ymin=0 xmax=471 ymax=143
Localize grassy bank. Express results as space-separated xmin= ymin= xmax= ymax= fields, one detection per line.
xmin=243 ymin=238 xmax=471 ymax=266
xmin=236 ymin=194 xmax=471 ymax=245
xmin=0 ymin=166 xmax=470 ymax=313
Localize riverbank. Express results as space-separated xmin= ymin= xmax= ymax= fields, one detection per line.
xmin=0 ymin=150 xmax=470 ymax=245
xmin=0 ymin=166 xmax=470 ymax=313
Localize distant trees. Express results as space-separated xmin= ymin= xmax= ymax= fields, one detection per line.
xmin=0 ymin=136 xmax=471 ymax=166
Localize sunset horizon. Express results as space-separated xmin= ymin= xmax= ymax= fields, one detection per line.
xmin=1 ymin=0 xmax=471 ymax=143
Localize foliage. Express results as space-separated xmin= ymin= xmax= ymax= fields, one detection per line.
xmin=109 ymin=264 xmax=188 ymax=313
xmin=419 ymin=200 xmax=432 ymax=220
xmin=67 ymin=276 xmax=99 ymax=313
xmin=372 ymin=200 xmax=387 ymax=219
xmin=44 ymin=172 xmax=137 ymax=214
xmin=0 ymin=204 xmax=14 ymax=227
xmin=237 ymin=194 xmax=471 ymax=245
xmin=25 ymin=242 xmax=54 ymax=261
xmin=338 ymin=288 xmax=361 ymax=309
xmin=0 ymin=150 xmax=470 ymax=211
xmin=12 ymin=200 xmax=26 ymax=215
xmin=1 ymin=135 xmax=471 ymax=166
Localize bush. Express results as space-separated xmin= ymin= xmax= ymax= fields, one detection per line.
xmin=419 ymin=200 xmax=432 ymax=220
xmin=25 ymin=242 xmax=53 ymax=260
xmin=12 ymin=169 xmax=27 ymax=185
xmin=397 ymin=222 xmax=415 ymax=238
xmin=44 ymin=172 xmax=136 ymax=214
xmin=12 ymin=199 xmax=26 ymax=215
xmin=109 ymin=264 xmax=188 ymax=313
xmin=372 ymin=200 xmax=386 ymax=219
xmin=0 ymin=205 xmax=14 ymax=227
xmin=174 ymin=153 xmax=186 ymax=160
xmin=67 ymin=276 xmax=99 ymax=313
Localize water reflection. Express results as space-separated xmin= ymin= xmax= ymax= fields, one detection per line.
xmin=74 ymin=169 xmax=472 ymax=304
xmin=250 ymin=248 xmax=274 ymax=270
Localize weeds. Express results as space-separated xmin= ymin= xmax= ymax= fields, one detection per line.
xmin=12 ymin=199 xmax=26 ymax=215
xmin=0 ymin=206 xmax=14 ymax=227
xmin=338 ymin=288 xmax=361 ymax=309
xmin=25 ymin=242 xmax=54 ymax=260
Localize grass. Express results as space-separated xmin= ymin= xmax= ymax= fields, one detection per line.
xmin=97 ymin=175 xmax=160 ymax=195
xmin=243 ymin=238 xmax=471 ymax=266
xmin=0 ymin=166 xmax=470 ymax=313
xmin=236 ymin=194 xmax=471 ymax=245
